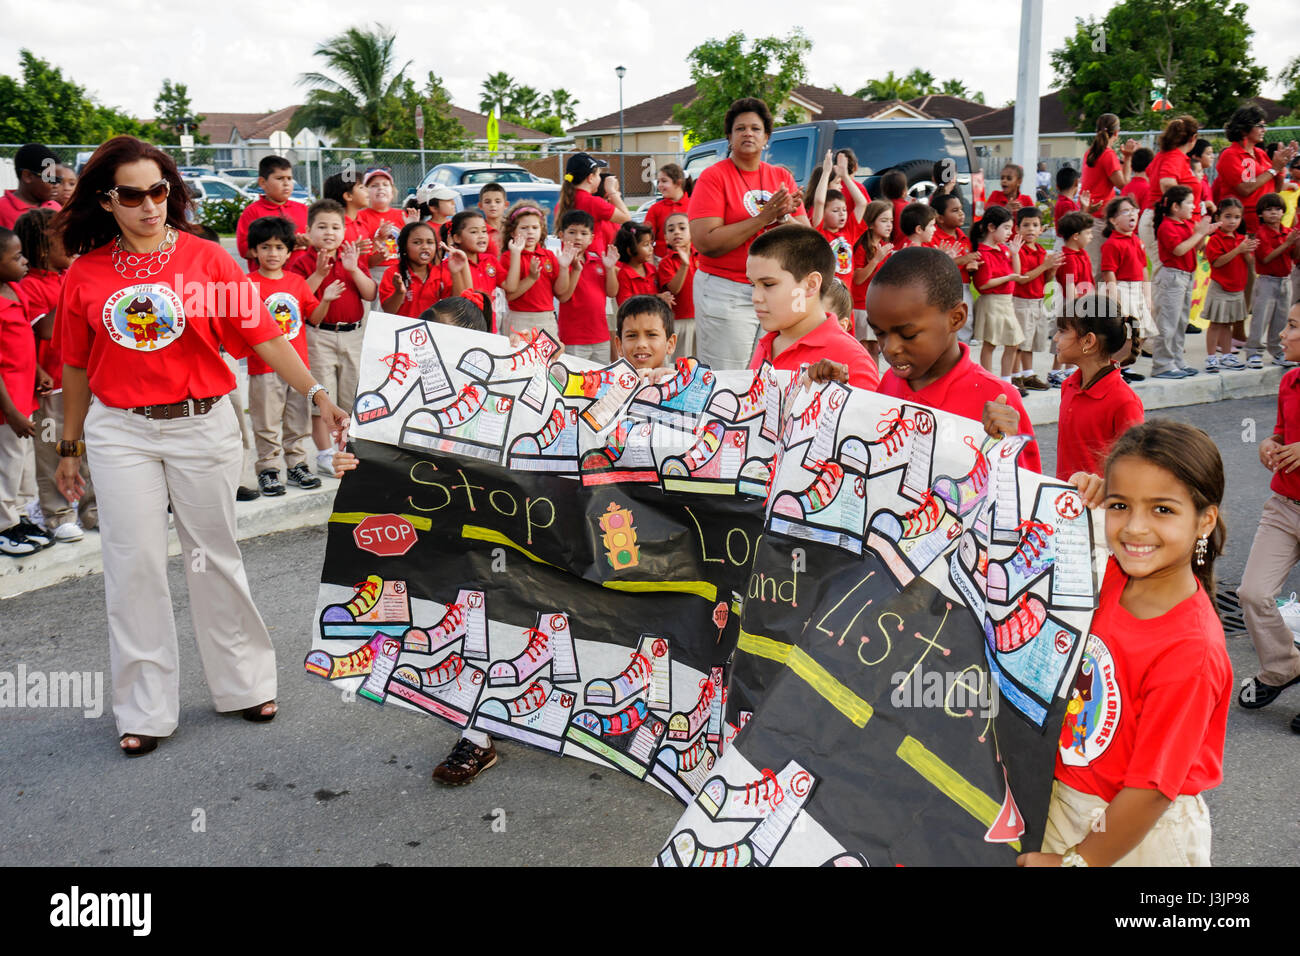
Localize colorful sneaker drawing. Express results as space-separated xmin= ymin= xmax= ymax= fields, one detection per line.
xmin=628 ymin=358 xmax=716 ymax=423
xmin=657 ymin=829 xmax=753 ymax=868
xmin=399 ymin=384 xmax=514 ymax=462
xmin=668 ymin=667 xmax=724 ymax=743
xmin=660 ymin=421 xmax=748 ymax=494
xmin=353 ymin=323 xmax=456 ymax=424
xmin=737 ymin=458 xmax=775 ymax=500
xmin=988 ymin=593 xmax=1047 ymax=653
xmin=566 ymin=699 xmax=668 ymax=779
xmin=508 ymin=405 xmax=580 ymax=473
xmin=839 ymin=404 xmax=936 ymax=494
xmin=304 ymin=632 xmax=398 ymax=682
xmin=400 ymin=589 xmax=488 ymax=657
xmin=320 ymin=577 xmax=411 ymax=638
xmin=867 ymin=490 xmax=962 ymax=587
xmin=745 ymin=760 xmax=816 ymax=865
xmin=580 ymin=418 xmax=661 ymax=485
xmin=768 ymin=459 xmax=867 ymax=553
xmin=649 ymin=736 xmax=718 ymax=804
xmin=358 ymin=636 xmax=403 ymax=703
xmin=584 ymin=634 xmax=672 ymax=709
xmin=986 ymin=519 xmax=1055 ymax=603
xmin=388 ymin=653 xmax=486 ymax=726
xmin=548 ymin=359 xmax=640 ymax=430
xmin=698 ymin=760 xmax=813 ymax=826
xmin=473 ymin=679 xmax=576 ymax=754
xmin=488 ymin=612 xmax=580 ymax=686
xmin=932 ymin=435 xmax=993 ymax=517
xmin=708 ymin=362 xmax=781 ymax=442
xmin=458 ymin=330 xmax=560 ymax=411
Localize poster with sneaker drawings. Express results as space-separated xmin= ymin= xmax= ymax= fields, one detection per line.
xmin=312 ymin=320 xmax=1101 ymax=865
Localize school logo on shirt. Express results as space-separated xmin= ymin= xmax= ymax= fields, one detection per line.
xmin=485 ymin=263 xmax=498 ymax=277
xmin=741 ymin=189 xmax=774 ymax=218
xmin=264 ymin=291 xmax=303 ymax=341
xmin=102 ymin=285 xmax=186 ymax=352
xmin=375 ymin=225 xmax=398 ymax=258
xmin=1058 ymin=633 xmax=1121 ymax=766
xmin=828 ymin=235 xmax=852 ymax=275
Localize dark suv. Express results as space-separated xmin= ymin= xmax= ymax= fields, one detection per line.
xmin=682 ymin=118 xmax=978 ymax=216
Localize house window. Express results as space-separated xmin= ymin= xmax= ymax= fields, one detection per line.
xmin=586 ymin=137 xmax=603 ymax=150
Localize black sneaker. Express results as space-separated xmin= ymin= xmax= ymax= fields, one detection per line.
xmin=13 ymin=518 xmax=52 ymax=549
xmin=236 ymin=485 xmax=261 ymax=502
xmin=257 ymin=469 xmax=286 ymax=497
xmin=431 ymin=737 xmax=498 ymax=786
xmin=285 ymin=463 xmax=322 ymax=490
xmin=1186 ymin=323 xmax=1202 ymax=334
xmin=0 ymin=527 xmax=39 ymax=557
xmin=1120 ymin=370 xmax=1145 ymax=383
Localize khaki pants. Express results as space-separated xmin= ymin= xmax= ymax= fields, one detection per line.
xmin=693 ymin=270 xmax=760 ymax=370
xmin=1137 ymin=208 xmax=1163 ymax=282
xmin=504 ymin=309 xmax=559 ymax=342
xmin=1151 ymin=266 xmax=1193 ymax=374
xmin=673 ymin=318 xmax=697 ymax=362
xmin=1043 ymin=780 xmax=1212 ymax=866
xmin=248 ymin=373 xmax=310 ymax=474
xmin=33 ymin=391 xmax=97 ymax=529
xmin=1247 ymin=275 xmax=1290 ymax=360
xmin=84 ymin=397 xmax=277 ymax=737
xmin=0 ymin=424 xmax=30 ymax=531
xmin=1237 ymin=493 xmax=1300 ymax=686
xmin=563 ymin=342 xmax=608 ymax=363
xmin=306 ymin=323 xmax=365 ymax=413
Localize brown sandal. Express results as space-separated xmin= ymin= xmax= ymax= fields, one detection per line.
xmin=120 ymin=733 xmax=158 ymax=757
xmin=242 ymin=700 xmax=278 ymax=722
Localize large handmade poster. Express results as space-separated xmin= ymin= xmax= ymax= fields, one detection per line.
xmin=306 ymin=313 xmax=1098 ymax=866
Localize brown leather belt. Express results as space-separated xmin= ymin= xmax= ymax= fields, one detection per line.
xmin=129 ymin=396 xmax=223 ymax=420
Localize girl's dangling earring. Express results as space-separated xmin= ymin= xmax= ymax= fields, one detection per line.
xmin=1194 ymin=535 xmax=1208 ymax=567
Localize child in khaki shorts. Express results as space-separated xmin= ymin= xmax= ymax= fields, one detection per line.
xmin=289 ymin=199 xmax=376 ymax=476
xmin=1011 ymin=207 xmax=1061 ymax=392
xmin=247 ymin=216 xmax=337 ymax=493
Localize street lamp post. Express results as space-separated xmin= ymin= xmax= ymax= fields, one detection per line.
xmin=616 ymin=65 xmax=626 ymax=186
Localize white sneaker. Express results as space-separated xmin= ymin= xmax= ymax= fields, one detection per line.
xmin=1276 ymin=593 xmax=1300 ymax=644
xmin=24 ymin=499 xmax=45 ymax=530
xmin=315 ymin=451 xmax=336 ymax=477
xmin=1272 ymin=354 xmax=1297 ymax=367
xmin=1218 ymin=352 xmax=1246 ymax=370
xmin=53 ymin=521 xmax=84 ymax=543
xmin=1248 ymin=353 xmax=1263 ymax=369
xmin=1205 ymin=354 xmax=1219 ymax=373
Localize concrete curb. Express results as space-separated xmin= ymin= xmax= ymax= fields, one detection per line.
xmin=0 ymin=477 xmax=340 ymax=600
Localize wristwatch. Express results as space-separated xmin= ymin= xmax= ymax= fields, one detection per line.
xmin=57 ymin=440 xmax=85 ymax=458
xmin=307 ymin=384 xmax=327 ymax=406
xmin=1061 ymin=844 xmax=1090 ymax=867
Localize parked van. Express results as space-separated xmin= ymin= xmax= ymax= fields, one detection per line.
xmin=682 ymin=118 xmax=979 ymax=216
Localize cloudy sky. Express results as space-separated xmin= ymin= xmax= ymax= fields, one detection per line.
xmin=4 ymin=0 xmax=1298 ymax=129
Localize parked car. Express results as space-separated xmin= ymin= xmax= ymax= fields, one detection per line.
xmin=419 ymin=164 xmax=563 ymax=231
xmin=183 ymin=176 xmax=251 ymax=220
xmin=683 ymin=118 xmax=979 ymax=216
xmin=244 ymin=183 xmax=315 ymax=204
xmin=217 ymin=167 xmax=260 ymax=188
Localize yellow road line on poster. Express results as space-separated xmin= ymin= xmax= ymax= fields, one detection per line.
xmin=737 ymin=630 xmax=873 ymax=727
xmin=461 ymin=526 xmax=717 ymax=601
xmin=330 ymin=511 xmax=433 ymax=531
xmin=896 ymin=735 xmax=1020 ymax=852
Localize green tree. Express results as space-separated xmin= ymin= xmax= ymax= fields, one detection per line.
xmin=548 ymin=88 xmax=580 ymax=126
xmin=671 ymin=30 xmax=812 ymax=144
xmin=853 ymin=70 xmax=917 ymax=101
xmin=939 ymin=78 xmax=986 ymax=104
xmin=510 ymin=85 xmax=544 ymax=124
xmin=1279 ymin=55 xmax=1300 ymax=111
xmin=375 ymin=72 xmax=470 ymax=151
xmin=293 ymin=25 xmax=411 ymax=146
xmin=0 ymin=50 xmax=151 ymax=143
xmin=153 ymin=79 xmax=208 ymax=143
xmin=1051 ymin=0 xmax=1266 ymax=131
xmin=479 ymin=71 xmax=516 ymax=117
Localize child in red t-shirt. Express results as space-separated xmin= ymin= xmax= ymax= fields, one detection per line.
xmin=970 ymin=206 xmax=1024 ymax=379
xmin=13 ymin=210 xmax=92 ymax=542
xmin=556 ymin=209 xmax=619 ymax=362
xmin=246 ymin=216 xmax=334 ymax=496
xmin=1151 ymin=186 xmax=1216 ymax=379
xmin=501 ymin=200 xmax=568 ymax=341
xmin=987 ymin=164 xmax=1035 ymax=213
xmin=613 ymin=222 xmax=661 ymax=307
xmin=378 ymin=222 xmax=449 ymax=318
xmin=1250 ymin=192 xmax=1300 ymax=369
xmin=850 ymin=200 xmax=896 ymax=361
xmin=927 ymin=192 xmax=982 ymax=343
xmin=356 ymin=168 xmax=406 ymax=285
xmin=656 ymin=212 xmax=697 ymax=360
xmin=1201 ymin=198 xmax=1256 ymax=372
xmin=645 ymin=163 xmax=691 ymax=259
xmin=1016 ymin=421 xmax=1229 ymax=867
xmin=879 ymin=169 xmax=909 ymax=246
xmin=1097 ymin=195 xmax=1153 ymax=373
xmin=322 ymin=171 xmax=373 ymax=253
xmin=811 ymin=150 xmax=868 ymax=283
xmin=898 ymin=202 xmax=937 ymax=249
xmin=1053 ymin=165 xmax=1089 ymax=226
xmin=444 ymin=210 xmax=504 ymax=329
xmin=1011 ymin=206 xmax=1063 ymax=392
xmin=477 ymin=182 xmax=508 ymax=257
xmin=234 ymin=156 xmax=309 ymax=269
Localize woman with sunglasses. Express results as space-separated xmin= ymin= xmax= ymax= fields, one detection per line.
xmin=51 ymin=136 xmax=349 ymax=757
xmin=1214 ymin=106 xmax=1300 ymax=233
xmin=689 ymin=97 xmax=808 ymax=370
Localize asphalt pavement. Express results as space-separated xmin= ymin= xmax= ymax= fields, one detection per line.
xmin=1 ymin=394 xmax=1297 ymax=866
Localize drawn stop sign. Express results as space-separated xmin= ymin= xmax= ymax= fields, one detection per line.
xmin=354 ymin=514 xmax=418 ymax=557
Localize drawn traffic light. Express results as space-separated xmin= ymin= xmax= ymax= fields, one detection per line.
xmin=599 ymin=502 xmax=639 ymax=570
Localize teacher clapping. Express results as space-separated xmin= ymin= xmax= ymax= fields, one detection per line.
xmin=690 ymin=97 xmax=809 ymax=369
xmin=52 ymin=136 xmax=349 ymax=757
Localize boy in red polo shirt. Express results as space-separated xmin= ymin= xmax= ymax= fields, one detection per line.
xmin=356 ymin=168 xmax=406 ymax=284
xmin=865 ymin=246 xmax=1041 ymax=472
xmin=477 ymin=183 xmax=508 ymax=256
xmin=1011 ymin=207 xmax=1062 ymax=392
xmin=0 ymin=144 xmax=61 ymax=229
xmin=246 ymin=216 xmax=335 ymax=497
xmin=986 ymin=164 xmax=1035 ymax=213
xmin=1055 ymin=212 xmax=1096 ymax=300
xmin=657 ymin=213 xmax=697 ymax=360
xmin=1053 ymin=165 xmax=1087 ymax=225
xmin=289 ymin=199 xmax=376 ymax=476
xmin=1251 ymin=193 xmax=1300 ymax=368
xmin=746 ymin=225 xmax=878 ymax=390
xmin=811 ymin=150 xmax=868 ymax=281
xmin=556 ymin=209 xmax=619 ymax=362
xmin=235 ymin=156 xmax=308 ymax=269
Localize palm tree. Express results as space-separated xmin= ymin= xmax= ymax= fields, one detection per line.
xmin=294 ymin=25 xmax=410 ymax=146
xmin=511 ymin=85 xmax=543 ymax=124
xmin=479 ymin=72 xmax=516 ymax=117
xmin=548 ymin=88 xmax=580 ymax=126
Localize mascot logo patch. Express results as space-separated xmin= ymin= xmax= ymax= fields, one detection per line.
xmin=829 ymin=235 xmax=852 ymax=276
xmin=265 ymin=291 xmax=303 ymax=341
xmin=741 ymin=189 xmax=774 ymax=218
xmin=103 ymin=285 xmax=186 ymax=351
xmin=1058 ymin=633 xmax=1121 ymax=766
